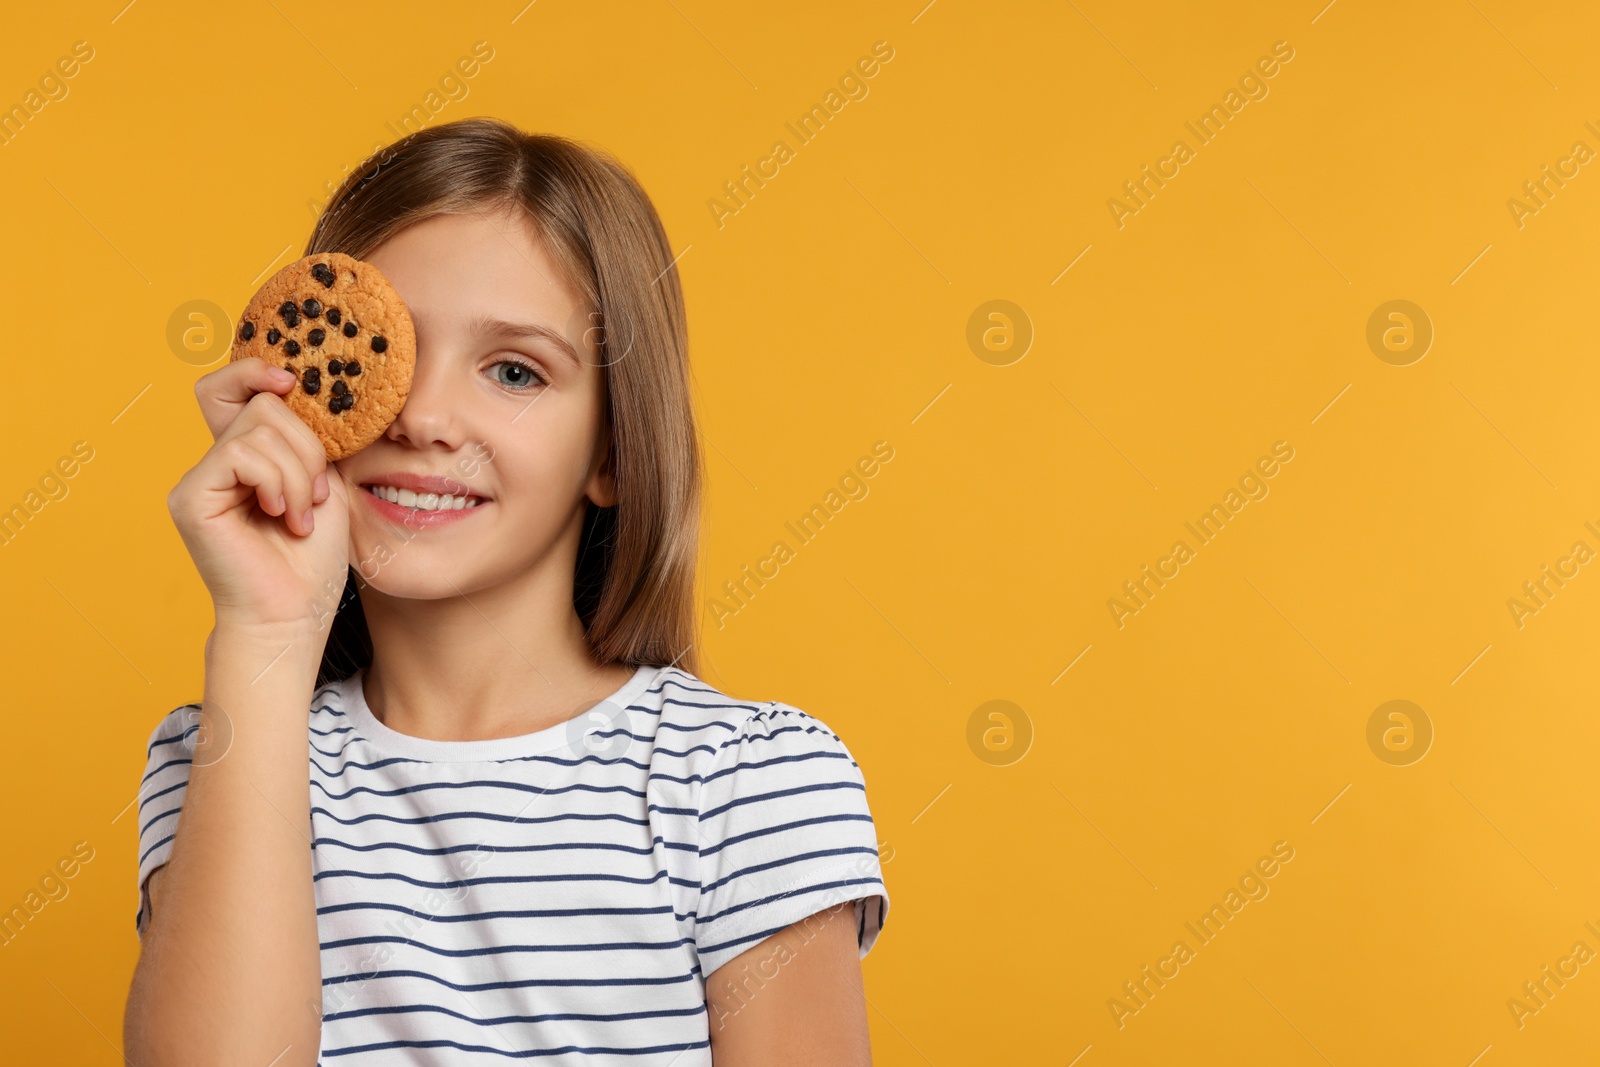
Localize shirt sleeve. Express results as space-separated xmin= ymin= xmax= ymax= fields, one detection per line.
xmin=134 ymin=704 xmax=202 ymax=940
xmin=693 ymin=701 xmax=890 ymax=979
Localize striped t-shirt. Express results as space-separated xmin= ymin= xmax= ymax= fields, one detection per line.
xmin=135 ymin=663 xmax=889 ymax=1064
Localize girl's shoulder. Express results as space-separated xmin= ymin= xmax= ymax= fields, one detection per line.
xmin=645 ymin=667 xmax=867 ymax=780
xmin=143 ymin=701 xmax=203 ymax=757
xmin=645 ymin=667 xmax=830 ymax=736
xmin=639 ymin=665 xmax=766 ymax=728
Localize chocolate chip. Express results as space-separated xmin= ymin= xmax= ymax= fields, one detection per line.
xmin=278 ymin=301 xmax=300 ymax=328
xmin=326 ymin=396 xmax=341 ymax=413
xmin=240 ymin=321 xmax=255 ymax=341
xmin=344 ymin=360 xmax=361 ymax=375
xmin=301 ymin=298 xmax=322 ymax=319
xmin=285 ymin=339 xmax=301 ymax=357
xmin=266 ymin=328 xmax=281 ymax=345
xmin=327 ymin=358 xmax=343 ymax=375
xmin=302 ymin=367 xmax=321 ymax=394
xmin=339 ymin=394 xmax=355 ymax=411
xmin=371 ymin=336 xmax=388 ymax=353
xmin=325 ymin=308 xmax=342 ymax=326
xmin=342 ymin=322 xmax=358 ymax=338
xmin=307 ymin=328 xmax=326 ymax=346
xmin=331 ymin=379 xmax=349 ymax=397
xmin=311 ymin=263 xmax=336 ymax=287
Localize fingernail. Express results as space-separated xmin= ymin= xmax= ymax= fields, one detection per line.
xmin=302 ymin=508 xmax=314 ymax=532
xmin=274 ymin=493 xmax=285 ymax=514
xmin=313 ymin=472 xmax=329 ymax=501
xmin=272 ymin=367 xmax=297 ymax=384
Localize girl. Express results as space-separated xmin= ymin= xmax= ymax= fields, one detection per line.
xmin=125 ymin=117 xmax=889 ymax=1066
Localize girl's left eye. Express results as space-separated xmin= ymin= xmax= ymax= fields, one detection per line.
xmin=489 ymin=359 xmax=548 ymax=391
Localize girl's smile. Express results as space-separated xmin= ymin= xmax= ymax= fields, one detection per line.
xmin=357 ymin=471 xmax=493 ymax=528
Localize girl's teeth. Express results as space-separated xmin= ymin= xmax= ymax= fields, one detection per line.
xmin=367 ymin=484 xmax=483 ymax=510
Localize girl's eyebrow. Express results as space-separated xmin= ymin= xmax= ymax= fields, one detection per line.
xmin=464 ymin=313 xmax=581 ymax=369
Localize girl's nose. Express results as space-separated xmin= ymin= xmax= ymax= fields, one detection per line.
xmin=384 ymin=352 xmax=465 ymax=450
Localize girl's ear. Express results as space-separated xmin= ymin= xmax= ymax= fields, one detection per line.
xmin=587 ymin=427 xmax=619 ymax=508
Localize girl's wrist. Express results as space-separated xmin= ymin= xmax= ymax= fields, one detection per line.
xmin=206 ymin=619 xmax=327 ymax=673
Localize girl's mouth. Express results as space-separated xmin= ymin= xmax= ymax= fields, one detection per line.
xmin=358 ymin=483 xmax=489 ymax=527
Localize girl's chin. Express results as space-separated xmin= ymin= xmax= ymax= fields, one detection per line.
xmin=345 ymin=567 xmax=480 ymax=602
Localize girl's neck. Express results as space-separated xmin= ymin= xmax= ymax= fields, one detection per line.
xmin=356 ymin=571 xmax=627 ymax=743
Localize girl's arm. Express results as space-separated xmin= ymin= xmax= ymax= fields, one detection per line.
xmin=123 ymin=626 xmax=325 ymax=1066
xmin=705 ymin=901 xmax=874 ymax=1065
xmin=126 ymin=355 xmax=346 ymax=1063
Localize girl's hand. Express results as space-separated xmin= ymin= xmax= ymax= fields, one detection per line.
xmin=167 ymin=357 xmax=351 ymax=635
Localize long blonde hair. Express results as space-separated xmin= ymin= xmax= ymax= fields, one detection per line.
xmin=305 ymin=117 xmax=702 ymax=684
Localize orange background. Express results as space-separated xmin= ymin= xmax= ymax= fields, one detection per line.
xmin=2 ymin=0 xmax=1599 ymax=1062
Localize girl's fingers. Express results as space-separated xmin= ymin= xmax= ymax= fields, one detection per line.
xmin=189 ymin=365 xmax=328 ymax=535
xmin=236 ymin=425 xmax=318 ymax=536
xmin=251 ymin=394 xmax=330 ymax=503
xmin=195 ymin=357 xmax=300 ymax=441
xmin=205 ymin=438 xmax=286 ymax=522
xmin=208 ymin=390 xmax=330 ymax=514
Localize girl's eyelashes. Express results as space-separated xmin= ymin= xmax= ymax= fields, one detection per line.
xmin=487 ymin=357 xmax=549 ymax=391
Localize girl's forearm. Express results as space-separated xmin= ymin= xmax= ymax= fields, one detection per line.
xmin=124 ymin=627 xmax=325 ymax=1066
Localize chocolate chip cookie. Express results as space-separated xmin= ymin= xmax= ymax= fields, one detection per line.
xmin=229 ymin=252 xmax=415 ymax=460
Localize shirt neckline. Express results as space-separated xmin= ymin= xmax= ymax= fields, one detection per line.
xmin=340 ymin=663 xmax=660 ymax=763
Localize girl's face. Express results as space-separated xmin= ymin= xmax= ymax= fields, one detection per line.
xmin=334 ymin=206 xmax=614 ymax=600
